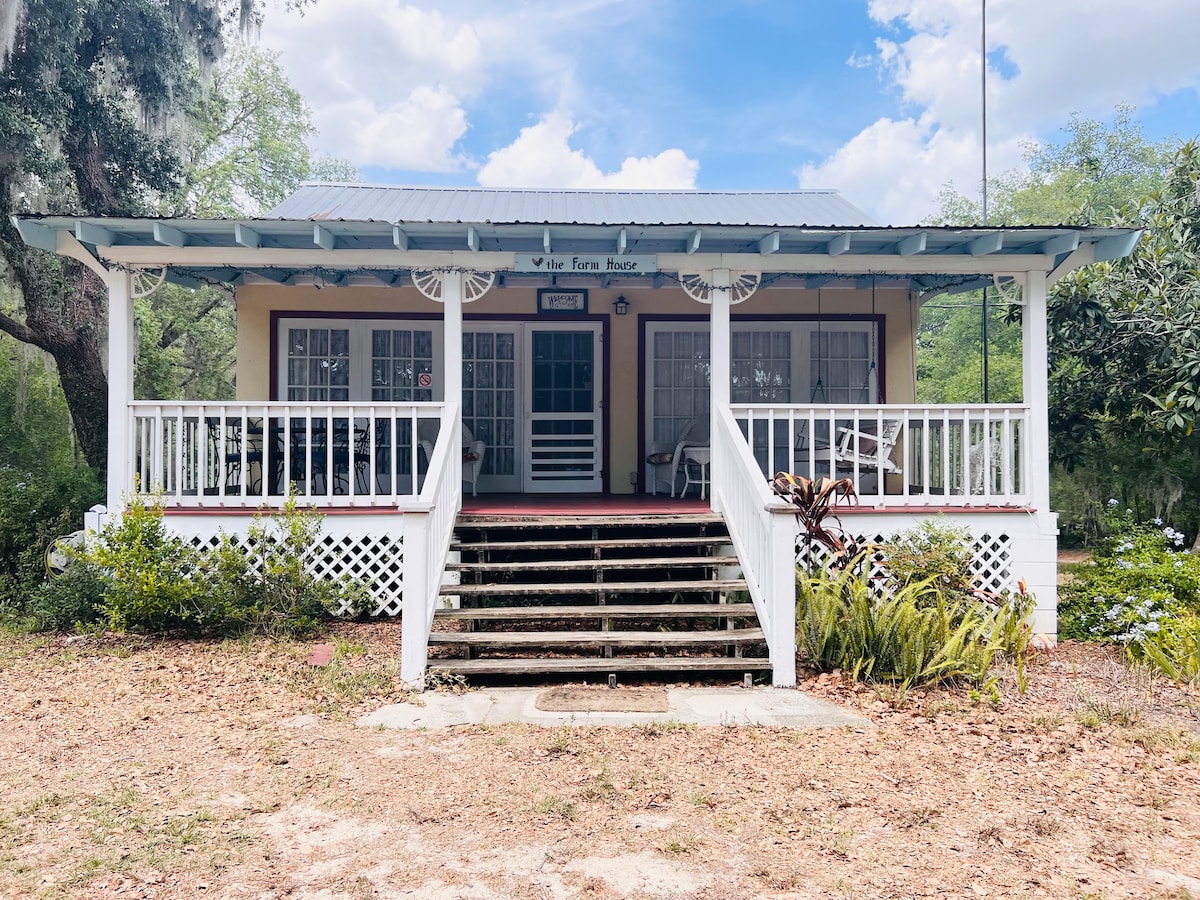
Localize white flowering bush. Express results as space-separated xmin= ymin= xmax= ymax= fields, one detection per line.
xmin=1059 ymin=504 xmax=1200 ymax=646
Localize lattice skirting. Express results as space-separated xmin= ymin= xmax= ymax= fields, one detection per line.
xmin=184 ymin=524 xmax=404 ymax=616
xmin=796 ymin=529 xmax=1014 ymax=597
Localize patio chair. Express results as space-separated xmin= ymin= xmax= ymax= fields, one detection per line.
xmin=833 ymin=418 xmax=902 ymax=476
xmin=418 ymin=422 xmax=487 ymax=496
xmin=646 ymin=417 xmax=708 ymax=496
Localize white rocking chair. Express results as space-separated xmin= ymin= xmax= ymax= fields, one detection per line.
xmin=833 ymin=418 xmax=903 ymax=476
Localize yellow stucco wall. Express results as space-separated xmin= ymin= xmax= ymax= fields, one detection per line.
xmin=236 ymin=283 xmax=917 ymax=493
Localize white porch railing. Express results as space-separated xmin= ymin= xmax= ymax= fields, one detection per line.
xmin=712 ymin=406 xmax=797 ymax=687
xmin=129 ymin=401 xmax=447 ymax=507
xmin=730 ymin=404 xmax=1030 ymax=507
xmin=401 ymin=402 xmax=462 ymax=685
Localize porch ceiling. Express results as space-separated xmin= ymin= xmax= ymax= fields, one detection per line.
xmin=14 ymin=213 xmax=1140 ymax=297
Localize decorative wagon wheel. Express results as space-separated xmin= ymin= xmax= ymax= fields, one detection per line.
xmin=131 ymin=266 xmax=168 ymax=299
xmin=678 ymin=271 xmax=760 ymax=305
xmin=411 ymin=269 xmax=496 ymax=303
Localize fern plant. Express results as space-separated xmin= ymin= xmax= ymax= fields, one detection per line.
xmin=796 ymin=567 xmax=1032 ymax=690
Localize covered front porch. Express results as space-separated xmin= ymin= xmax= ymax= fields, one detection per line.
xmin=16 ymin=186 xmax=1142 ymax=686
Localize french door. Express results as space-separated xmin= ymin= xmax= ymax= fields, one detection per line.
xmin=279 ymin=318 xmax=604 ymax=494
xmin=523 ymin=324 xmax=603 ymax=492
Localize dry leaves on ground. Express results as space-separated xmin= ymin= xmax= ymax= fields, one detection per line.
xmin=1 ymin=625 xmax=1199 ymax=899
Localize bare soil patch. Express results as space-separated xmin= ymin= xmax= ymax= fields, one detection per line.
xmin=2 ymin=625 xmax=1199 ymax=898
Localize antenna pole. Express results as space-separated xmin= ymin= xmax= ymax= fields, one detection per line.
xmin=980 ymin=0 xmax=990 ymax=402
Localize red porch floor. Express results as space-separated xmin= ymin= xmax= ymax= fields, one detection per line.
xmin=459 ymin=494 xmax=713 ymax=516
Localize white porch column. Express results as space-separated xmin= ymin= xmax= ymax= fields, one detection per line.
xmin=105 ymin=269 xmax=135 ymax=510
xmin=709 ymin=269 xmax=732 ymax=514
xmin=1020 ymin=269 xmax=1059 ymax=637
xmin=441 ymin=270 xmax=464 ymax=402
xmin=1022 ymin=271 xmax=1052 ymax=512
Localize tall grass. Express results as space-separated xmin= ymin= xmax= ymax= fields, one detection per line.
xmin=796 ymin=567 xmax=1032 ymax=690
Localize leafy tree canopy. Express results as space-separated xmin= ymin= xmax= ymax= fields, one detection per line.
xmin=930 ymin=106 xmax=1173 ymax=227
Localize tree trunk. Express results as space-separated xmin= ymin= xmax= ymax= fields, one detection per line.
xmin=0 ymin=193 xmax=110 ymax=478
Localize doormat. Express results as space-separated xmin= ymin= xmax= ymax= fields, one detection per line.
xmin=535 ymin=686 xmax=670 ymax=713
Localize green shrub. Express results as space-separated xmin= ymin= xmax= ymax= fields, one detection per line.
xmin=21 ymin=563 xmax=107 ymax=631
xmin=87 ymin=493 xmax=216 ymax=633
xmin=66 ymin=492 xmax=364 ymax=637
xmin=1058 ymin=505 xmax=1200 ymax=643
xmin=796 ymin=567 xmax=1032 ymax=689
xmin=203 ymin=495 xmax=368 ymax=636
xmin=0 ymin=465 xmax=102 ymax=622
xmin=878 ymin=517 xmax=978 ymax=600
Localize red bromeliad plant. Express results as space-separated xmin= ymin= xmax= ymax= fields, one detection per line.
xmin=771 ymin=472 xmax=865 ymax=568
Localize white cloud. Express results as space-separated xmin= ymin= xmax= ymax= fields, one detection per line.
xmin=260 ymin=0 xmax=676 ymax=176
xmin=803 ymin=0 xmax=1200 ymax=222
xmin=477 ymin=112 xmax=698 ymax=189
xmin=797 ymin=116 xmax=1023 ymax=224
xmin=260 ymin=2 xmax=483 ymax=166
xmin=331 ymin=86 xmax=469 ymax=171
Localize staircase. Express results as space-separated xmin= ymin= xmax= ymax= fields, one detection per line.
xmin=427 ymin=512 xmax=772 ymax=681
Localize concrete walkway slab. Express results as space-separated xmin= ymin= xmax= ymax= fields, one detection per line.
xmin=359 ymin=687 xmax=868 ymax=730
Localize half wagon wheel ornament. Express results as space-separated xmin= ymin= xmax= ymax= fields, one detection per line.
xmin=411 ymin=269 xmax=496 ymax=303
xmin=679 ymin=272 xmax=761 ymax=305
xmin=130 ymin=266 xmax=168 ymax=299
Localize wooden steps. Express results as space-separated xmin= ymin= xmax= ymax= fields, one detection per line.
xmin=429 ymin=657 xmax=772 ymax=676
xmin=430 ymin=512 xmax=769 ymax=681
xmin=429 ymin=628 xmax=765 ymax=648
xmin=444 ymin=579 xmax=747 ymax=598
xmin=446 ymin=555 xmax=740 ymax=573
xmin=434 ymin=602 xmax=757 ymax=620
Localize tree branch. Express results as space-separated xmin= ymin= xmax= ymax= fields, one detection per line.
xmin=0 ymin=308 xmax=44 ymax=350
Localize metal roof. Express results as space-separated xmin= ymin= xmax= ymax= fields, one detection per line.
xmin=266 ymin=184 xmax=881 ymax=228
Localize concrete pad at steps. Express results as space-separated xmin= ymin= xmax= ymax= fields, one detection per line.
xmin=358 ymin=687 xmax=868 ymax=730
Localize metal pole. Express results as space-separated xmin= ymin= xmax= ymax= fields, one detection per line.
xmin=980 ymin=0 xmax=990 ymax=402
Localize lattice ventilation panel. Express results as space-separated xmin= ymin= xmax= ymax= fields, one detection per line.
xmin=795 ymin=530 xmax=1015 ymax=597
xmin=187 ymin=532 xmax=404 ymax=616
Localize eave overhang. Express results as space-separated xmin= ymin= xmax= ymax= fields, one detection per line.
xmin=13 ymin=214 xmax=1142 ymax=296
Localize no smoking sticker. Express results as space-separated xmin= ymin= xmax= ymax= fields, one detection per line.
xmin=418 ymin=373 xmax=433 ymax=388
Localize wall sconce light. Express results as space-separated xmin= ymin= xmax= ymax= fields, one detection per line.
xmin=613 ymin=294 xmax=630 ymax=316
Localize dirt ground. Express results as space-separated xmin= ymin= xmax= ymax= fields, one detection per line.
xmin=2 ymin=626 xmax=1199 ymax=900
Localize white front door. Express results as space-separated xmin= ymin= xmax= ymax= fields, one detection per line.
xmin=523 ymin=324 xmax=603 ymax=492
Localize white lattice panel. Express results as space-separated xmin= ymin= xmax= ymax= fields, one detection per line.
xmin=186 ymin=530 xmax=404 ymax=617
xmin=795 ymin=529 xmax=1014 ymax=596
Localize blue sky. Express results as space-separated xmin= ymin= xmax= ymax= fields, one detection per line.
xmin=260 ymin=0 xmax=1200 ymax=224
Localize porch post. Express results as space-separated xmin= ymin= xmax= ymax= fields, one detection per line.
xmin=442 ymin=271 xmax=464 ymax=402
xmin=1022 ymin=271 xmax=1052 ymax=513
xmin=105 ymin=269 xmax=135 ymax=510
xmin=709 ymin=269 xmax=732 ymax=513
xmin=1020 ymin=269 xmax=1059 ymax=637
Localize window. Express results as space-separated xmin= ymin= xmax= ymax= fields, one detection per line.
xmin=651 ymin=329 xmax=711 ymax=446
xmin=286 ymin=327 xmax=350 ymax=401
xmin=463 ymin=330 xmax=517 ymax=477
xmin=277 ymin=319 xmax=444 ymax=402
xmin=644 ymin=319 xmax=878 ymax=449
xmin=371 ymin=328 xmax=435 ymax=402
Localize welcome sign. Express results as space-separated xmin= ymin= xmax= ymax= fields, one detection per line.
xmin=515 ymin=254 xmax=657 ymax=275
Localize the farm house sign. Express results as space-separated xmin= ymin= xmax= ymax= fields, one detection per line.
xmin=514 ymin=254 xmax=657 ymax=274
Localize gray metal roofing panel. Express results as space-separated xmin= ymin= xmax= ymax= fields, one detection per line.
xmin=266 ymin=184 xmax=879 ymax=228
